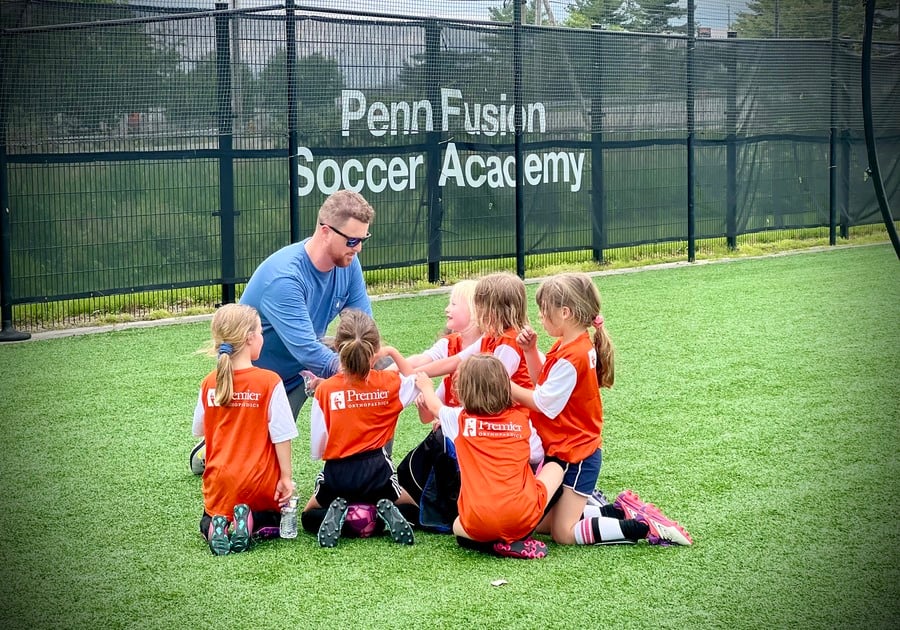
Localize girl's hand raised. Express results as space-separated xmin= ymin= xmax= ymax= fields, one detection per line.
xmin=414 ymin=371 xmax=435 ymax=393
xmin=517 ymin=325 xmax=538 ymax=351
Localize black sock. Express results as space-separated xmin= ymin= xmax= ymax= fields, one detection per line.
xmin=300 ymin=508 xmax=327 ymax=534
xmin=600 ymin=504 xmax=626 ymax=520
xmin=620 ymin=518 xmax=650 ymax=541
xmin=397 ymin=503 xmax=421 ymax=528
xmin=456 ymin=536 xmax=496 ymax=555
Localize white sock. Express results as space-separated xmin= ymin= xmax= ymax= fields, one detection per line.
xmin=596 ymin=516 xmax=626 ymax=542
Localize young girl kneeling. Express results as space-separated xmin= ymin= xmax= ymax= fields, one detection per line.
xmin=301 ymin=309 xmax=420 ymax=547
xmin=192 ymin=304 xmax=298 ymax=555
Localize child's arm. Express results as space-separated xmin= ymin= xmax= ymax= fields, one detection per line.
xmin=510 ymin=381 xmax=538 ymax=411
xmin=273 ymin=440 xmax=295 ymax=504
xmin=309 ymin=398 xmax=328 ymax=460
xmin=414 ymin=371 xmax=445 ymax=420
xmin=377 ymin=345 xmax=416 ymax=376
xmin=512 ymin=361 xmax=577 ymax=418
xmin=517 ymin=325 xmax=544 ymax=383
xmin=191 ymin=387 xmax=209 ymax=437
xmin=419 ymin=353 xmax=462 ymax=378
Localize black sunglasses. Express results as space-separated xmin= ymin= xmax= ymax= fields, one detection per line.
xmin=319 ymin=222 xmax=371 ymax=248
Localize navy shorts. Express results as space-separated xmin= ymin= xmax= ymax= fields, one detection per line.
xmin=545 ymin=449 xmax=602 ymax=511
xmin=561 ymin=448 xmax=602 ymax=495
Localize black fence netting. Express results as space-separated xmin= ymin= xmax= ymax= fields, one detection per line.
xmin=1 ymin=0 xmax=899 ymax=331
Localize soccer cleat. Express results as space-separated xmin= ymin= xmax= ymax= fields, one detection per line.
xmin=229 ymin=504 xmax=253 ymax=553
xmin=614 ymin=489 xmax=693 ymax=546
xmin=613 ymin=489 xmax=649 ymax=519
xmin=586 ymin=488 xmax=610 ymax=508
xmin=318 ymin=498 xmax=348 ymax=548
xmin=493 ymin=537 xmax=548 ymax=559
xmin=207 ymin=515 xmax=231 ymax=556
xmin=639 ymin=503 xmax=693 ymax=546
xmin=376 ymin=499 xmax=414 ymax=545
xmin=189 ymin=440 xmax=206 ymax=475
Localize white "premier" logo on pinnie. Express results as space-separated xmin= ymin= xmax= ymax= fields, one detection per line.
xmin=330 ymin=391 xmax=346 ymax=410
xmin=463 ymin=417 xmax=477 ymax=437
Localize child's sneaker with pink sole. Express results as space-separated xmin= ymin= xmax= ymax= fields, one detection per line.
xmin=614 ymin=489 xmax=693 ymax=546
xmin=229 ymin=504 xmax=253 ymax=553
xmin=492 ymin=537 xmax=548 ymax=559
xmin=207 ymin=515 xmax=231 ymax=556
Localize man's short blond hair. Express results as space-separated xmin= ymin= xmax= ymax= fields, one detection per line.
xmin=317 ymin=190 xmax=375 ymax=227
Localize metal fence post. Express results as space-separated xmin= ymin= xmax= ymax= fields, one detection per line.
xmin=286 ymin=0 xmax=301 ymax=243
xmin=425 ymin=19 xmax=443 ymax=283
xmin=726 ymin=30 xmax=738 ymax=250
xmin=686 ymin=0 xmax=696 ymax=262
xmin=840 ymin=130 xmax=850 ymax=238
xmin=215 ymin=2 xmax=237 ymax=304
xmin=513 ymin=0 xmax=525 ymax=278
xmin=0 ymin=39 xmax=29 ymax=341
xmin=828 ymin=0 xmax=839 ymax=245
xmin=590 ymin=25 xmax=606 ymax=263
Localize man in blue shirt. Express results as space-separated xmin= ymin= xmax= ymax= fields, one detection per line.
xmin=190 ymin=190 xmax=376 ymax=475
xmin=241 ymin=189 xmax=375 ymax=418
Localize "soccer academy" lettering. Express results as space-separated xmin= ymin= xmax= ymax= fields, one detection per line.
xmin=295 ymin=88 xmax=586 ymax=196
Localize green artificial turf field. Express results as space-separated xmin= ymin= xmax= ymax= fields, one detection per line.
xmin=0 ymin=245 xmax=897 ymax=629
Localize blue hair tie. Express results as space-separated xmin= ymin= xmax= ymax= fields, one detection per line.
xmin=218 ymin=343 xmax=234 ymax=356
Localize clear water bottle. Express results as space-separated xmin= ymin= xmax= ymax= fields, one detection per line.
xmin=280 ymin=495 xmax=299 ymax=539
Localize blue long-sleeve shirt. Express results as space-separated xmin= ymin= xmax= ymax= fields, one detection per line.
xmin=240 ymin=239 xmax=372 ymax=392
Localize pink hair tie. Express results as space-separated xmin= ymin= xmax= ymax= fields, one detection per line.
xmin=593 ymin=315 xmax=604 ymax=328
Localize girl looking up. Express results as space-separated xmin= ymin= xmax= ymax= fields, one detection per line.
xmin=396 ymin=280 xmax=481 ymax=531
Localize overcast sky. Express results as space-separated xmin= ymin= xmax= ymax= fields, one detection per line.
xmin=140 ymin=1 xmax=750 ymax=29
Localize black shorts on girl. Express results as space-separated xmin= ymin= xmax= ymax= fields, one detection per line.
xmin=313 ymin=447 xmax=403 ymax=507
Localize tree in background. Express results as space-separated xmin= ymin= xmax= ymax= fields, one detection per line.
xmin=256 ymin=50 xmax=344 ymax=138
xmin=488 ymin=1 xmax=539 ymax=23
xmin=1 ymin=0 xmax=180 ymax=138
xmin=563 ymin=0 xmax=685 ymax=33
xmin=733 ymin=0 xmax=899 ymax=40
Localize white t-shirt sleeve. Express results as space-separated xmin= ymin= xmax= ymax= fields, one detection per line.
xmin=434 ymin=379 xmax=447 ymax=404
xmin=398 ymin=373 xmax=421 ymax=407
xmin=532 ymin=359 xmax=578 ymax=419
xmin=422 ymin=337 xmax=450 ymax=362
xmin=437 ymin=406 xmax=463 ymax=442
xmin=309 ymin=397 xmax=328 ymax=460
xmin=493 ymin=343 xmax=522 ymax=378
xmin=268 ymin=381 xmax=299 ymax=444
xmin=192 ymin=390 xmax=205 ymax=437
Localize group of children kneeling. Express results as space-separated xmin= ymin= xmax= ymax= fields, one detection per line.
xmin=191 ymin=271 xmax=693 ymax=559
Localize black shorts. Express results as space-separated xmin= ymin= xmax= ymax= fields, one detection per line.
xmin=313 ymin=447 xmax=402 ymax=507
xmin=397 ymin=429 xmax=446 ymax=504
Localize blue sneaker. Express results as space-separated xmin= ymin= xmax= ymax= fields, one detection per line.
xmin=230 ymin=504 xmax=253 ymax=553
xmin=376 ymin=499 xmax=414 ymax=545
xmin=207 ymin=515 xmax=230 ymax=556
xmin=318 ymin=498 xmax=348 ymax=548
